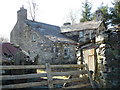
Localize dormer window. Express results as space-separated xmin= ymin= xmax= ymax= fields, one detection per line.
xmin=79 ymin=31 xmax=84 ymax=38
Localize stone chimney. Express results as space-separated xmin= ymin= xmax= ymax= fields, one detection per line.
xmin=17 ymin=6 xmax=27 ymax=21
xmin=63 ymin=22 xmax=71 ymax=26
xmin=95 ymin=10 xmax=103 ymax=21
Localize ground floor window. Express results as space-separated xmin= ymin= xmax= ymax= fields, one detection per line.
xmin=64 ymin=47 xmax=70 ymax=58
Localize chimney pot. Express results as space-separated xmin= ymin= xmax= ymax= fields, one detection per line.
xmin=63 ymin=22 xmax=71 ymax=26
xmin=17 ymin=6 xmax=27 ymax=21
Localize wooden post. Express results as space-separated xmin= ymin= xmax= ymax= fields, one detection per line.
xmin=85 ymin=64 xmax=95 ymax=88
xmin=80 ymin=49 xmax=84 ymax=65
xmin=46 ymin=63 xmax=53 ymax=88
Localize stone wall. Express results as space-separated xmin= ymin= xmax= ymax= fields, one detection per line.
xmin=11 ymin=23 xmax=77 ymax=65
xmin=63 ymin=30 xmax=97 ymax=43
xmin=96 ymin=30 xmax=120 ymax=88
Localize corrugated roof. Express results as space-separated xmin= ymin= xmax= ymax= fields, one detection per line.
xmin=25 ymin=20 xmax=76 ymax=44
xmin=0 ymin=43 xmax=21 ymax=61
xmin=1 ymin=43 xmax=20 ymax=57
xmin=61 ymin=21 xmax=102 ymax=33
xmin=1 ymin=43 xmax=29 ymax=61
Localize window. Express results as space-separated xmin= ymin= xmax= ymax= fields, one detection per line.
xmin=32 ymin=34 xmax=37 ymax=42
xmin=79 ymin=32 xmax=84 ymax=38
xmin=89 ymin=31 xmax=92 ymax=39
xmin=51 ymin=46 xmax=59 ymax=57
xmin=64 ymin=47 xmax=70 ymax=58
xmin=51 ymin=47 xmax=59 ymax=53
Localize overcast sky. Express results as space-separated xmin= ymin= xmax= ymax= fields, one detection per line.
xmin=0 ymin=0 xmax=113 ymax=40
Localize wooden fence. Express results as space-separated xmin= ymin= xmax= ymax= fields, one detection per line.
xmin=0 ymin=63 xmax=95 ymax=89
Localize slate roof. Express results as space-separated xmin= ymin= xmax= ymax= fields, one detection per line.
xmin=25 ymin=20 xmax=77 ymax=44
xmin=61 ymin=21 xmax=102 ymax=33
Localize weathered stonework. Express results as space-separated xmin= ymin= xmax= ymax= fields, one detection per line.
xmin=10 ymin=7 xmax=77 ymax=65
xmin=61 ymin=10 xmax=106 ymax=44
xmin=96 ymin=30 xmax=120 ymax=88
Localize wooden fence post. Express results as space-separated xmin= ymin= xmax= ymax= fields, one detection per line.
xmin=85 ymin=64 xmax=95 ymax=88
xmin=46 ymin=63 xmax=53 ymax=88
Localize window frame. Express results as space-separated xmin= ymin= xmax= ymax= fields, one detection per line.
xmin=79 ymin=31 xmax=84 ymax=38
xmin=32 ymin=33 xmax=37 ymax=42
xmin=64 ymin=47 xmax=70 ymax=58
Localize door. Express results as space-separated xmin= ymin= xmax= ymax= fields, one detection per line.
xmin=83 ymin=48 xmax=95 ymax=72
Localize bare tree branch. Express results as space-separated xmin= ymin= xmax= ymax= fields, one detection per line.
xmin=28 ymin=0 xmax=38 ymax=21
xmin=65 ymin=9 xmax=80 ymax=25
xmin=69 ymin=9 xmax=77 ymax=25
xmin=28 ymin=1 xmax=34 ymax=21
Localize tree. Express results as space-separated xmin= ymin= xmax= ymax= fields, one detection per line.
xmin=28 ymin=0 xmax=38 ymax=21
xmin=68 ymin=9 xmax=77 ymax=25
xmin=98 ymin=3 xmax=110 ymax=25
xmin=0 ymin=36 xmax=9 ymax=42
xmin=109 ymin=1 xmax=120 ymax=25
xmin=64 ymin=9 xmax=80 ymax=25
xmin=80 ymin=0 xmax=92 ymax=22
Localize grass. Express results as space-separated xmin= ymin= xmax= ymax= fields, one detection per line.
xmin=37 ymin=69 xmax=68 ymax=79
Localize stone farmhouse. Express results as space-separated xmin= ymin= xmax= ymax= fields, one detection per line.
xmin=10 ymin=7 xmax=106 ymax=65
xmin=75 ymin=24 xmax=120 ymax=88
xmin=61 ymin=10 xmax=106 ymax=44
xmin=62 ymin=21 xmax=120 ymax=88
xmin=10 ymin=7 xmax=120 ymax=88
xmin=60 ymin=10 xmax=106 ymax=73
xmin=10 ymin=7 xmax=78 ymax=65
xmin=0 ymin=42 xmax=29 ymax=65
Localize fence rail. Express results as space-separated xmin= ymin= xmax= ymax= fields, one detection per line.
xmin=0 ymin=64 xmax=84 ymax=70
xmin=1 ymin=63 xmax=94 ymax=89
xmin=1 ymin=73 xmax=47 ymax=80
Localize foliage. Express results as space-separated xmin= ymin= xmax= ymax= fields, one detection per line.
xmin=98 ymin=3 xmax=110 ymax=25
xmin=80 ymin=1 xmax=120 ymax=26
xmin=96 ymin=1 xmax=120 ymax=26
xmin=80 ymin=0 xmax=93 ymax=22
xmin=109 ymin=1 xmax=120 ymax=25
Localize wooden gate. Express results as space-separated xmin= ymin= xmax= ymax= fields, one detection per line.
xmin=1 ymin=63 xmax=95 ymax=89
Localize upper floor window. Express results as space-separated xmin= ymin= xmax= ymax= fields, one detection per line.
xmin=79 ymin=32 xmax=84 ymax=38
xmin=32 ymin=33 xmax=37 ymax=42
